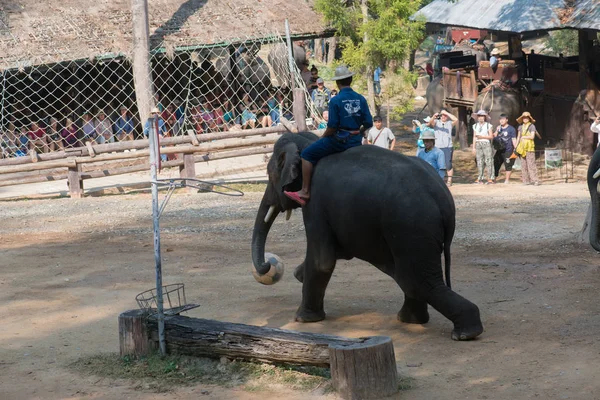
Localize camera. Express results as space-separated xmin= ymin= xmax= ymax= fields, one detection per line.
xmin=435 ymin=115 xmax=441 ymax=120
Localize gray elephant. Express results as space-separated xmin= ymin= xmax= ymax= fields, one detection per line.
xmin=425 ymin=76 xmax=444 ymax=116
xmin=267 ymin=43 xmax=307 ymax=88
xmin=473 ymin=85 xmax=524 ymax=127
xmin=251 ymin=132 xmax=484 ymax=341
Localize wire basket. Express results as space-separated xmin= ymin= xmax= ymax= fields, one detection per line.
xmin=136 ymin=283 xmax=199 ymax=316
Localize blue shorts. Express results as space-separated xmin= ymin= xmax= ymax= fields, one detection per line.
xmin=301 ymin=134 xmax=363 ymax=165
xmin=441 ymin=147 xmax=453 ymax=171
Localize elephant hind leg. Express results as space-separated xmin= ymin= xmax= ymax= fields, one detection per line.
xmin=398 ymin=295 xmax=429 ymax=324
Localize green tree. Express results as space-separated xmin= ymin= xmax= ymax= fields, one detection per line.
xmin=544 ymin=29 xmax=579 ymax=56
xmin=314 ymin=0 xmax=426 ymax=116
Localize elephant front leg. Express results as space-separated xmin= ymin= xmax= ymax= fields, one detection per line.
xmin=398 ymin=295 xmax=430 ymax=324
xmin=295 ymin=243 xmax=336 ymax=323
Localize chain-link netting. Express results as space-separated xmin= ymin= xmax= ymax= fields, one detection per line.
xmin=0 ymin=31 xmax=323 ymax=160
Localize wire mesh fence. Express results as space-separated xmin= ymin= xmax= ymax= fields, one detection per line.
xmin=0 ymin=30 xmax=324 ymax=162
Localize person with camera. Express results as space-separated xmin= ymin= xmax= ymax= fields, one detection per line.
xmin=428 ymin=109 xmax=458 ymax=186
xmin=591 ymin=115 xmax=600 ymax=148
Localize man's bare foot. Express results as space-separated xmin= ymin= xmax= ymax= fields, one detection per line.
xmin=296 ymin=190 xmax=310 ymax=201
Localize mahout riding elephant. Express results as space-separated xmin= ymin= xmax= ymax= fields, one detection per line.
xmin=250 ymin=132 xmax=484 ymax=341
xmin=473 ymin=85 xmax=524 ymax=126
xmin=268 ymin=43 xmax=307 ymax=88
xmin=586 ymin=148 xmax=600 ymax=251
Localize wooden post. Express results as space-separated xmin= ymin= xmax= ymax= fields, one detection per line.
xmin=293 ymin=88 xmax=307 ymax=132
xmin=327 ymin=37 xmax=337 ymax=65
xmin=132 ymin=0 xmax=154 ymax=126
xmin=179 ymin=153 xmax=196 ymax=192
xmin=67 ymin=162 xmax=83 ymax=199
xmin=119 ymin=309 xmax=153 ymax=357
xmin=457 ymin=106 xmax=469 ymax=150
xmin=329 ymin=336 xmax=398 ymax=400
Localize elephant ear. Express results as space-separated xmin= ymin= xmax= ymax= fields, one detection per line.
xmin=278 ymin=143 xmax=301 ymax=189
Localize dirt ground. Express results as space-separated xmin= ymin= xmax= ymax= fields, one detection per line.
xmin=1 ymin=168 xmax=600 ymax=399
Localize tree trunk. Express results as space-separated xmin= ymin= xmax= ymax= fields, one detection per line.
xmin=315 ymin=38 xmax=324 ymax=63
xmin=329 ymin=336 xmax=398 ymax=400
xmin=131 ymin=0 xmax=155 ymax=126
xmin=327 ymin=37 xmax=337 ymax=65
xmin=361 ymin=0 xmax=376 ymax=115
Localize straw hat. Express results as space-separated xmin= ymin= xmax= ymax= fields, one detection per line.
xmin=331 ymin=65 xmax=355 ymax=81
xmin=490 ymin=48 xmax=500 ymax=56
xmin=516 ymin=111 xmax=536 ymax=124
xmin=471 ymin=109 xmax=490 ymax=121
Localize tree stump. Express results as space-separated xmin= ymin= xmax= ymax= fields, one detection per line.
xmin=329 ymin=336 xmax=398 ymax=400
xmin=118 ymin=309 xmax=154 ymax=357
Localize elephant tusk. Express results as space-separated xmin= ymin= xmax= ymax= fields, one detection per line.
xmin=286 ymin=209 xmax=292 ymax=221
xmin=594 ymin=167 xmax=600 ymax=180
xmin=264 ymin=205 xmax=276 ymax=223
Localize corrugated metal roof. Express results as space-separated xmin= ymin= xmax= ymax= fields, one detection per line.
xmin=413 ymin=0 xmax=600 ymax=33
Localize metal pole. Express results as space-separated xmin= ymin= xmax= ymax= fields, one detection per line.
xmin=148 ymin=115 xmax=166 ymax=356
xmin=284 ymin=19 xmax=296 ymax=90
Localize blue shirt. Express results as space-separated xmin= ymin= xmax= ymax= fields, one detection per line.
xmin=496 ymin=124 xmax=517 ymax=153
xmin=374 ymin=67 xmax=382 ymax=82
xmin=115 ymin=116 xmax=134 ymax=136
xmin=143 ymin=118 xmax=166 ymax=137
xmin=327 ymin=87 xmax=373 ymax=139
xmin=418 ymin=147 xmax=446 ymax=178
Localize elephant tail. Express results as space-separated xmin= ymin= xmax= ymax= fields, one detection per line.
xmin=443 ymin=236 xmax=452 ymax=289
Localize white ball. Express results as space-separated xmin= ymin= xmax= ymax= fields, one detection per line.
xmin=252 ymin=252 xmax=285 ymax=285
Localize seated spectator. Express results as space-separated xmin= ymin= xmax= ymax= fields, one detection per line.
xmin=1 ymin=123 xmax=17 ymax=158
xmin=267 ymin=90 xmax=282 ymax=125
xmin=48 ymin=117 xmax=63 ymax=151
xmin=221 ymin=99 xmax=238 ymax=130
xmin=27 ymin=121 xmax=49 ymax=153
xmin=256 ymin=101 xmax=273 ymax=128
xmin=311 ymin=78 xmax=331 ymax=114
xmin=238 ymin=100 xmax=257 ymax=130
xmin=16 ymin=127 xmax=29 ymax=157
xmin=317 ymin=109 xmax=329 ymax=129
xmin=190 ymin=102 xmax=204 ymax=135
xmin=201 ymin=98 xmax=219 ymax=132
xmin=115 ymin=106 xmax=134 ymax=141
xmin=174 ymin=99 xmax=185 ymax=135
xmin=61 ymin=118 xmax=79 ymax=148
xmin=81 ymin=111 xmax=97 ymax=142
xmin=143 ymin=107 xmax=167 ymax=137
xmin=212 ymin=100 xmax=229 ymax=132
xmin=95 ymin=110 xmax=114 ymax=144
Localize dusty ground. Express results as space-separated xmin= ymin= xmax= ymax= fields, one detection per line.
xmin=1 ymin=173 xmax=599 ymax=399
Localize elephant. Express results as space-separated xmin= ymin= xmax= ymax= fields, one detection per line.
xmin=425 ymin=76 xmax=444 ymax=116
xmin=267 ymin=43 xmax=307 ymax=88
xmin=587 ymin=148 xmax=600 ymax=251
xmin=251 ymin=132 xmax=484 ymax=341
xmin=473 ymin=84 xmax=524 ymax=127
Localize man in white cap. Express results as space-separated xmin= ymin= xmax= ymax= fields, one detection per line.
xmin=284 ymin=65 xmax=373 ymax=206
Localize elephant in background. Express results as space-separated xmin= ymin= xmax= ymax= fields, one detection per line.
xmin=267 ymin=43 xmax=307 ymax=88
xmin=251 ymin=132 xmax=484 ymax=341
xmin=473 ymin=84 xmax=524 ymax=127
xmin=586 ymin=148 xmax=600 ymax=251
xmin=425 ymin=76 xmax=444 ymax=116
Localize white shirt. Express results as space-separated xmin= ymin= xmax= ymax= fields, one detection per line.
xmin=473 ymin=122 xmax=492 ymax=142
xmin=592 ymin=121 xmax=600 ymax=146
xmin=367 ymin=127 xmax=395 ymax=149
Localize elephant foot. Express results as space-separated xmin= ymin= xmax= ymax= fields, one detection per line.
xmin=295 ymin=308 xmax=326 ymax=323
xmin=398 ymin=305 xmax=430 ymax=324
xmin=451 ymin=323 xmax=484 ymax=341
xmin=293 ymin=264 xmax=304 ymax=283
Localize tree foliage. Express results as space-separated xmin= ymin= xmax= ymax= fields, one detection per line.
xmin=543 ymin=29 xmax=579 ymax=57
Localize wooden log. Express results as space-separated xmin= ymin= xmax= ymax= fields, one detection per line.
xmin=279 ymin=116 xmax=298 ymax=133
xmin=86 ymin=141 xmax=96 ymax=158
xmin=0 ymin=158 xmax=76 ymax=175
xmin=156 ymin=136 xmax=278 ymax=156
xmin=193 ymin=145 xmax=273 ymax=163
xmin=119 ymin=309 xmax=154 ymax=357
xmin=186 ymin=129 xmax=200 ymax=146
xmin=293 ymin=88 xmax=308 ymax=132
xmin=67 ymin=163 xmax=83 ymax=199
xmin=0 ymin=173 xmax=69 ymax=187
xmin=142 ymin=313 xmax=364 ymax=366
xmin=329 ymin=336 xmax=398 ymax=400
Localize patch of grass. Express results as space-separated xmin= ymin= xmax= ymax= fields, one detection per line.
xmin=70 ymin=353 xmax=330 ymax=393
xmin=398 ymin=375 xmax=415 ymax=391
xmin=224 ymin=183 xmax=268 ymax=193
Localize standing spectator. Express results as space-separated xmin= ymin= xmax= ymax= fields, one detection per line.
xmin=493 ymin=113 xmax=517 ymax=184
xmin=373 ymin=66 xmax=383 ymax=95
xmin=428 ymin=109 xmax=458 ymax=186
xmin=311 ymin=78 xmax=331 ymax=114
xmin=591 ymin=115 xmax=600 ymax=148
xmin=307 ymin=66 xmax=320 ymax=92
xmin=115 ymin=106 xmax=134 ymax=141
xmin=27 ymin=121 xmax=49 ymax=153
xmin=515 ymin=111 xmax=540 ymax=186
xmin=412 ymin=117 xmax=430 ymax=156
xmin=367 ymin=116 xmax=395 ymax=150
xmin=95 ymin=110 xmax=114 ymax=144
xmin=471 ymin=109 xmax=495 ymax=184
xmin=81 ymin=111 xmax=97 ymax=142
xmin=61 ymin=118 xmax=79 ymax=148
xmin=418 ymin=128 xmax=446 ymax=179
xmin=47 ymin=117 xmax=62 ymax=151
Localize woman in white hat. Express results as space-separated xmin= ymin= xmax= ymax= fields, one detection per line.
xmin=515 ymin=111 xmax=540 ymax=185
xmin=471 ymin=109 xmax=495 ymax=184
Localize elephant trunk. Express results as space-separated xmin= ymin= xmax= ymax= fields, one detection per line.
xmin=589 ymin=164 xmax=600 ymax=252
xmin=251 ymin=191 xmax=285 ymax=285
